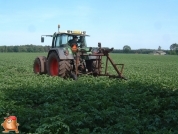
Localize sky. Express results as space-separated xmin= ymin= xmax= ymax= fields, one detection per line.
xmin=0 ymin=0 xmax=178 ymax=50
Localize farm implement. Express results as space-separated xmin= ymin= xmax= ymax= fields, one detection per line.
xmin=33 ymin=24 xmax=127 ymax=80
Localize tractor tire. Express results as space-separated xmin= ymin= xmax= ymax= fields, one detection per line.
xmin=33 ymin=56 xmax=47 ymax=74
xmin=70 ymin=72 xmax=78 ymax=80
xmin=86 ymin=60 xmax=102 ymax=75
xmin=92 ymin=60 xmax=102 ymax=75
xmin=47 ymin=52 xmax=71 ymax=78
xmin=85 ymin=60 xmax=93 ymax=72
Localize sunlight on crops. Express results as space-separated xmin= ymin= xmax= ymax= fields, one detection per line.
xmin=0 ymin=52 xmax=177 ymax=89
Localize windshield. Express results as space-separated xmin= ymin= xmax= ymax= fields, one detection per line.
xmin=54 ymin=34 xmax=88 ymax=48
xmin=68 ymin=35 xmax=87 ymax=48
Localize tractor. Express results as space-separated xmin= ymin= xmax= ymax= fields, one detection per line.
xmin=33 ymin=25 xmax=126 ymax=80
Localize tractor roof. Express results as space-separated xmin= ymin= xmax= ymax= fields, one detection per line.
xmin=42 ymin=30 xmax=89 ymax=37
xmin=57 ymin=30 xmax=89 ymax=36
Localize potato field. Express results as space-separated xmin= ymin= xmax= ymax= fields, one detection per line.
xmin=0 ymin=53 xmax=178 ymax=134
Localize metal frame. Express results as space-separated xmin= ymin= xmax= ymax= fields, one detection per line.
xmin=74 ymin=47 xmax=127 ymax=80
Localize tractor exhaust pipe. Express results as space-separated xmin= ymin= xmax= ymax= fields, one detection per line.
xmin=58 ymin=24 xmax=60 ymax=33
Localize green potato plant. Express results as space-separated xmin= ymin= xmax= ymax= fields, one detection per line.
xmin=0 ymin=53 xmax=178 ymax=133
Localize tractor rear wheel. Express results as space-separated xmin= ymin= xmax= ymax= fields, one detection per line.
xmin=92 ymin=60 xmax=102 ymax=76
xmin=33 ymin=56 xmax=47 ymax=74
xmin=47 ymin=52 xmax=71 ymax=78
xmin=86 ymin=60 xmax=102 ymax=76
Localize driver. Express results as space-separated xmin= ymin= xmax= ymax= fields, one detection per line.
xmin=68 ymin=36 xmax=78 ymax=46
xmin=68 ymin=36 xmax=78 ymax=52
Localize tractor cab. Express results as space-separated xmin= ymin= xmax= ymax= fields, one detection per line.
xmin=41 ymin=30 xmax=89 ymax=52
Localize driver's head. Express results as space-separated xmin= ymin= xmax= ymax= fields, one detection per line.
xmin=73 ymin=36 xmax=78 ymax=40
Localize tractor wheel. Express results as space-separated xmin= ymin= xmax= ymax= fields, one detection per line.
xmin=92 ymin=60 xmax=102 ymax=76
xmin=47 ymin=52 xmax=71 ymax=78
xmin=33 ymin=56 xmax=47 ymax=74
xmin=86 ymin=60 xmax=102 ymax=75
xmin=70 ymin=72 xmax=78 ymax=80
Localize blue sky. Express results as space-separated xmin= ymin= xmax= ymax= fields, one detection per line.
xmin=0 ymin=0 xmax=178 ymax=50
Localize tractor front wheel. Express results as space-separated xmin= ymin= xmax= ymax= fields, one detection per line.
xmin=33 ymin=56 xmax=47 ymax=74
xmin=47 ymin=52 xmax=71 ymax=78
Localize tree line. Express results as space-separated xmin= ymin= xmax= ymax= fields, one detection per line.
xmin=0 ymin=44 xmax=50 ymax=52
xmin=121 ymin=43 xmax=178 ymax=55
xmin=0 ymin=43 xmax=178 ymax=55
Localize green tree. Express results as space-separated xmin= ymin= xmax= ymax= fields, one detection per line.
xmin=123 ymin=45 xmax=131 ymax=53
xmin=13 ymin=46 xmax=19 ymax=52
xmin=170 ymin=43 xmax=178 ymax=55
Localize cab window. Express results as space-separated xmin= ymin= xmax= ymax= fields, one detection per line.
xmin=55 ymin=36 xmax=60 ymax=47
xmin=54 ymin=34 xmax=69 ymax=47
xmin=61 ymin=34 xmax=68 ymax=45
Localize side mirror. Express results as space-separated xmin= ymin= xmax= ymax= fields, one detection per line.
xmin=98 ymin=42 xmax=101 ymax=48
xmin=41 ymin=37 xmax=44 ymax=43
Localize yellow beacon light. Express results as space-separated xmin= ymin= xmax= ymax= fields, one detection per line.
xmin=71 ymin=30 xmax=82 ymax=34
